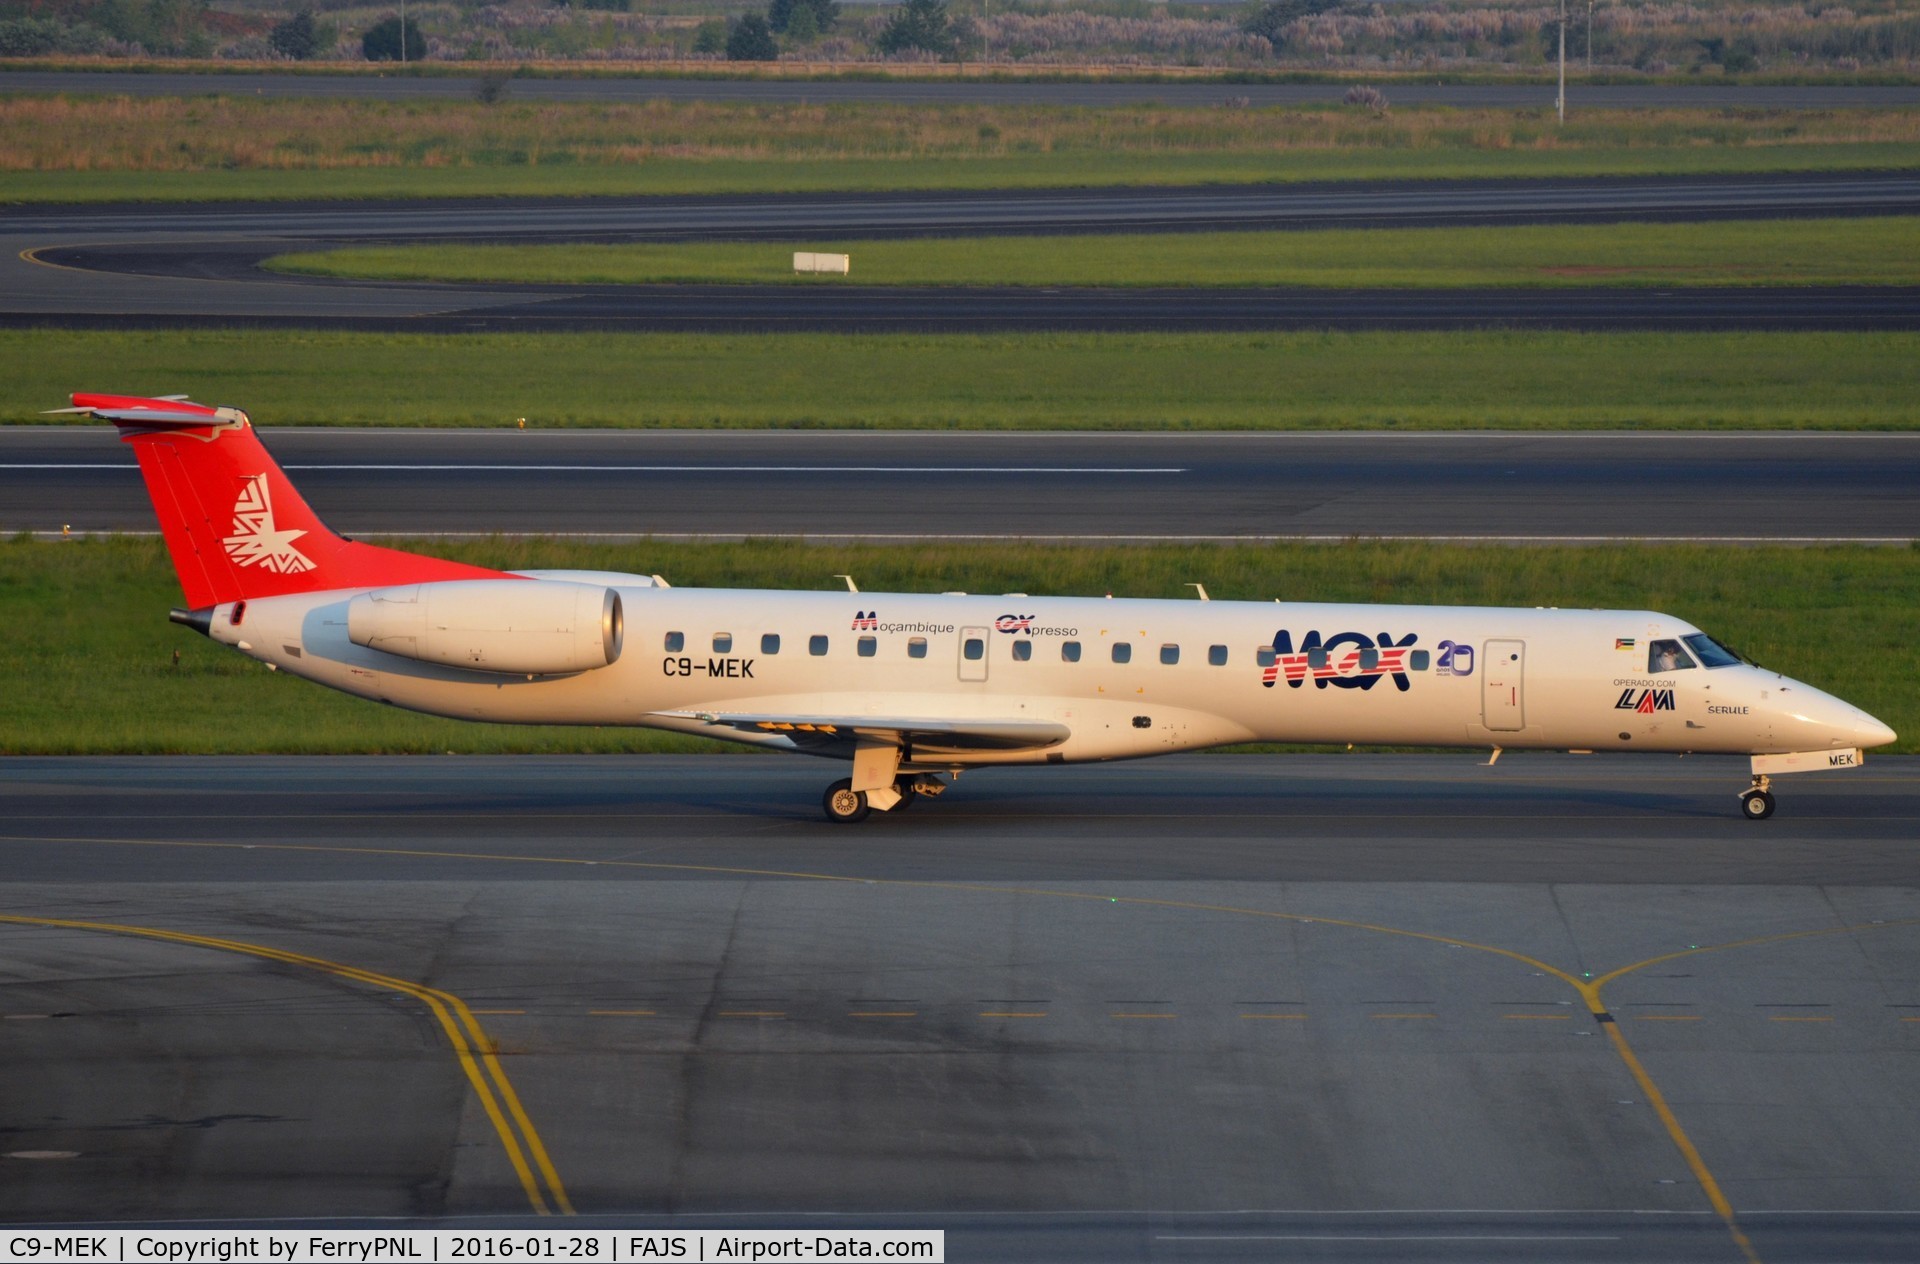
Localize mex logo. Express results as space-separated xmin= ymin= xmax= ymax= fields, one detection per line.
xmin=1616 ymin=688 xmax=1676 ymax=714
xmin=851 ymin=610 xmax=879 ymax=631
xmin=1263 ymin=630 xmax=1418 ymax=692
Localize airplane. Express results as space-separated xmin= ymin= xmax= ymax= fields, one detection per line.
xmin=61 ymin=392 xmax=1897 ymax=823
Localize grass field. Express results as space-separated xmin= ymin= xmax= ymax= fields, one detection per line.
xmin=4 ymin=535 xmax=1911 ymax=755
xmin=6 ymin=329 xmax=1918 ymax=429
xmin=5 ymin=95 xmax=1919 ymax=202
xmin=268 ymin=216 xmax=1920 ymax=289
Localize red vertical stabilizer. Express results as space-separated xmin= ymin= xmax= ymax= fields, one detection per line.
xmin=67 ymin=394 xmax=513 ymax=609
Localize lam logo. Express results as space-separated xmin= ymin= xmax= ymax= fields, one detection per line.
xmin=222 ymin=474 xmax=314 ymax=574
xmin=1615 ymin=688 xmax=1676 ymax=714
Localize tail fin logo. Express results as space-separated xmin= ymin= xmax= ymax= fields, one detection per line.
xmin=222 ymin=474 xmax=314 ymax=574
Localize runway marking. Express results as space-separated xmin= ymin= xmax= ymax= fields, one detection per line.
xmin=848 ymin=1011 xmax=917 ymax=1018
xmin=17 ymin=527 xmax=1915 ymax=547
xmin=1240 ymin=1013 xmax=1308 ymax=1020
xmin=1110 ymin=1012 xmax=1176 ymax=1019
xmin=589 ymin=1009 xmax=658 ymax=1016
xmin=0 ymin=913 xmax=573 ymax=1217
xmin=717 ymin=1010 xmax=785 ymax=1018
xmin=0 ymin=463 xmax=1186 ymax=475
xmin=979 ymin=1011 xmax=1046 ymax=1018
xmin=17 ymin=832 xmax=1920 ymax=1259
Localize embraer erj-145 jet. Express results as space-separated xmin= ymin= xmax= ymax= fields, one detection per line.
xmin=67 ymin=393 xmax=1896 ymax=823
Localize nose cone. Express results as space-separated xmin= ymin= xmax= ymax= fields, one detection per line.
xmin=1778 ymin=680 xmax=1898 ymax=750
xmin=1855 ymin=711 xmax=1898 ymax=750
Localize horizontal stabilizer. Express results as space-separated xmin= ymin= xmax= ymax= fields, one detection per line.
xmin=51 ymin=393 xmax=235 ymax=431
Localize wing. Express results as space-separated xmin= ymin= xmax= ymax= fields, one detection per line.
xmin=48 ymin=393 xmax=237 ymax=430
xmin=653 ymin=711 xmax=1070 ymax=753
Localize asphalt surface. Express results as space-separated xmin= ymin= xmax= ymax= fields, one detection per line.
xmin=3 ymin=753 xmax=1918 ymax=1264
xmin=8 ymin=173 xmax=1920 ymax=331
xmin=6 ymin=69 xmax=1919 ymax=109
xmin=7 ymin=428 xmax=1917 ymax=542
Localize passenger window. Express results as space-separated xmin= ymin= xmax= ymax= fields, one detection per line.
xmin=1208 ymin=645 xmax=1228 ymax=667
xmin=810 ymin=635 xmax=828 ymax=657
xmin=1062 ymin=641 xmax=1081 ymax=663
xmin=713 ymin=633 xmax=732 ymax=654
xmin=1256 ymin=647 xmax=1276 ymax=667
xmin=761 ymin=633 xmax=780 ymax=655
xmin=1112 ymin=643 xmax=1132 ymax=664
xmin=1648 ymin=639 xmax=1697 ymax=673
xmin=908 ymin=637 xmax=928 ymax=659
xmin=1409 ymin=650 xmax=1430 ymax=672
xmin=1160 ymin=644 xmax=1179 ymax=665
xmin=963 ymin=637 xmax=984 ymax=661
xmin=1359 ymin=647 xmax=1379 ymax=671
xmin=1307 ymin=648 xmax=1329 ymax=670
xmin=1012 ymin=641 xmax=1032 ymax=662
xmin=664 ymin=631 xmax=684 ymax=652
xmin=858 ymin=636 xmax=876 ymax=657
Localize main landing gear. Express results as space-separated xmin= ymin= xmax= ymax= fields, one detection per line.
xmin=822 ymin=775 xmax=946 ymax=823
xmin=1739 ymin=774 xmax=1776 ymax=821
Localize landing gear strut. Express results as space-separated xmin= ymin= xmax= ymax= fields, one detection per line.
xmin=1739 ymin=774 xmax=1775 ymax=821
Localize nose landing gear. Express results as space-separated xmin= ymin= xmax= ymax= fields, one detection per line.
xmin=1739 ymin=774 xmax=1776 ymax=821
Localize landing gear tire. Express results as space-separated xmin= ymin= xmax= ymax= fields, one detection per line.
xmin=890 ymin=775 xmax=918 ymax=810
xmin=823 ymin=779 xmax=870 ymax=824
xmin=1740 ymin=789 xmax=1776 ymax=821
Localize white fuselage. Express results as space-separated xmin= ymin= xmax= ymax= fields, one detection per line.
xmin=205 ymin=579 xmax=1892 ymax=769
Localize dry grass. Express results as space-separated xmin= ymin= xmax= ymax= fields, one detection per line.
xmin=5 ymin=95 xmax=1920 ymax=173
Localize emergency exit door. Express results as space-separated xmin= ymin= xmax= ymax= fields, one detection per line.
xmin=1482 ymin=639 xmax=1526 ymax=731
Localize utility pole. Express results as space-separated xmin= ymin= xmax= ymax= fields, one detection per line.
xmin=1587 ymin=0 xmax=1594 ymax=74
xmin=400 ymin=0 xmax=408 ymax=66
xmin=1556 ymin=0 xmax=1566 ymax=123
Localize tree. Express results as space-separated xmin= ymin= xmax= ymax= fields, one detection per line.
xmin=362 ymin=15 xmax=425 ymax=61
xmin=783 ymin=2 xmax=817 ymax=42
xmin=691 ymin=17 xmax=726 ymax=52
xmin=269 ymin=9 xmax=327 ymax=60
xmin=1241 ymin=0 xmax=1340 ymax=51
xmin=874 ymin=0 xmax=952 ymax=56
xmin=725 ymin=11 xmax=777 ymax=60
xmin=768 ymin=0 xmax=837 ymax=35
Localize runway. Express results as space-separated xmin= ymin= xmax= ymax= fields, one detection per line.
xmin=3 ymin=753 xmax=1918 ymax=1263
xmin=8 ymin=173 xmax=1920 ymax=331
xmin=6 ymin=428 xmax=1917 ymax=542
xmin=7 ymin=69 xmax=1919 ymax=109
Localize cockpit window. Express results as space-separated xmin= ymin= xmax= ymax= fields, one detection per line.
xmin=1647 ymin=639 xmax=1697 ymax=673
xmin=1682 ymin=633 xmax=1744 ymax=668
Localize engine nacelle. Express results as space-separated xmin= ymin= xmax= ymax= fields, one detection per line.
xmin=347 ymin=579 xmax=623 ymax=675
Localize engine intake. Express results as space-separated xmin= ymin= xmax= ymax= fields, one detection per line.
xmin=348 ymin=579 xmax=622 ymax=675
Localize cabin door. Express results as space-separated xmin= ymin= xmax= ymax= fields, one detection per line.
xmin=1482 ymin=639 xmax=1526 ymax=731
xmin=958 ymin=626 xmax=989 ymax=682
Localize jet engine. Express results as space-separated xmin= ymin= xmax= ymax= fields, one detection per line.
xmin=347 ymin=579 xmax=623 ymax=675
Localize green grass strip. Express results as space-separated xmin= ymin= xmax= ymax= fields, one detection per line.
xmin=9 ymin=141 xmax=1920 ymax=205
xmin=268 ymin=216 xmax=1920 ymax=289
xmin=3 ymin=536 xmax=1910 ymax=755
xmin=5 ymin=329 xmax=1918 ymax=429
